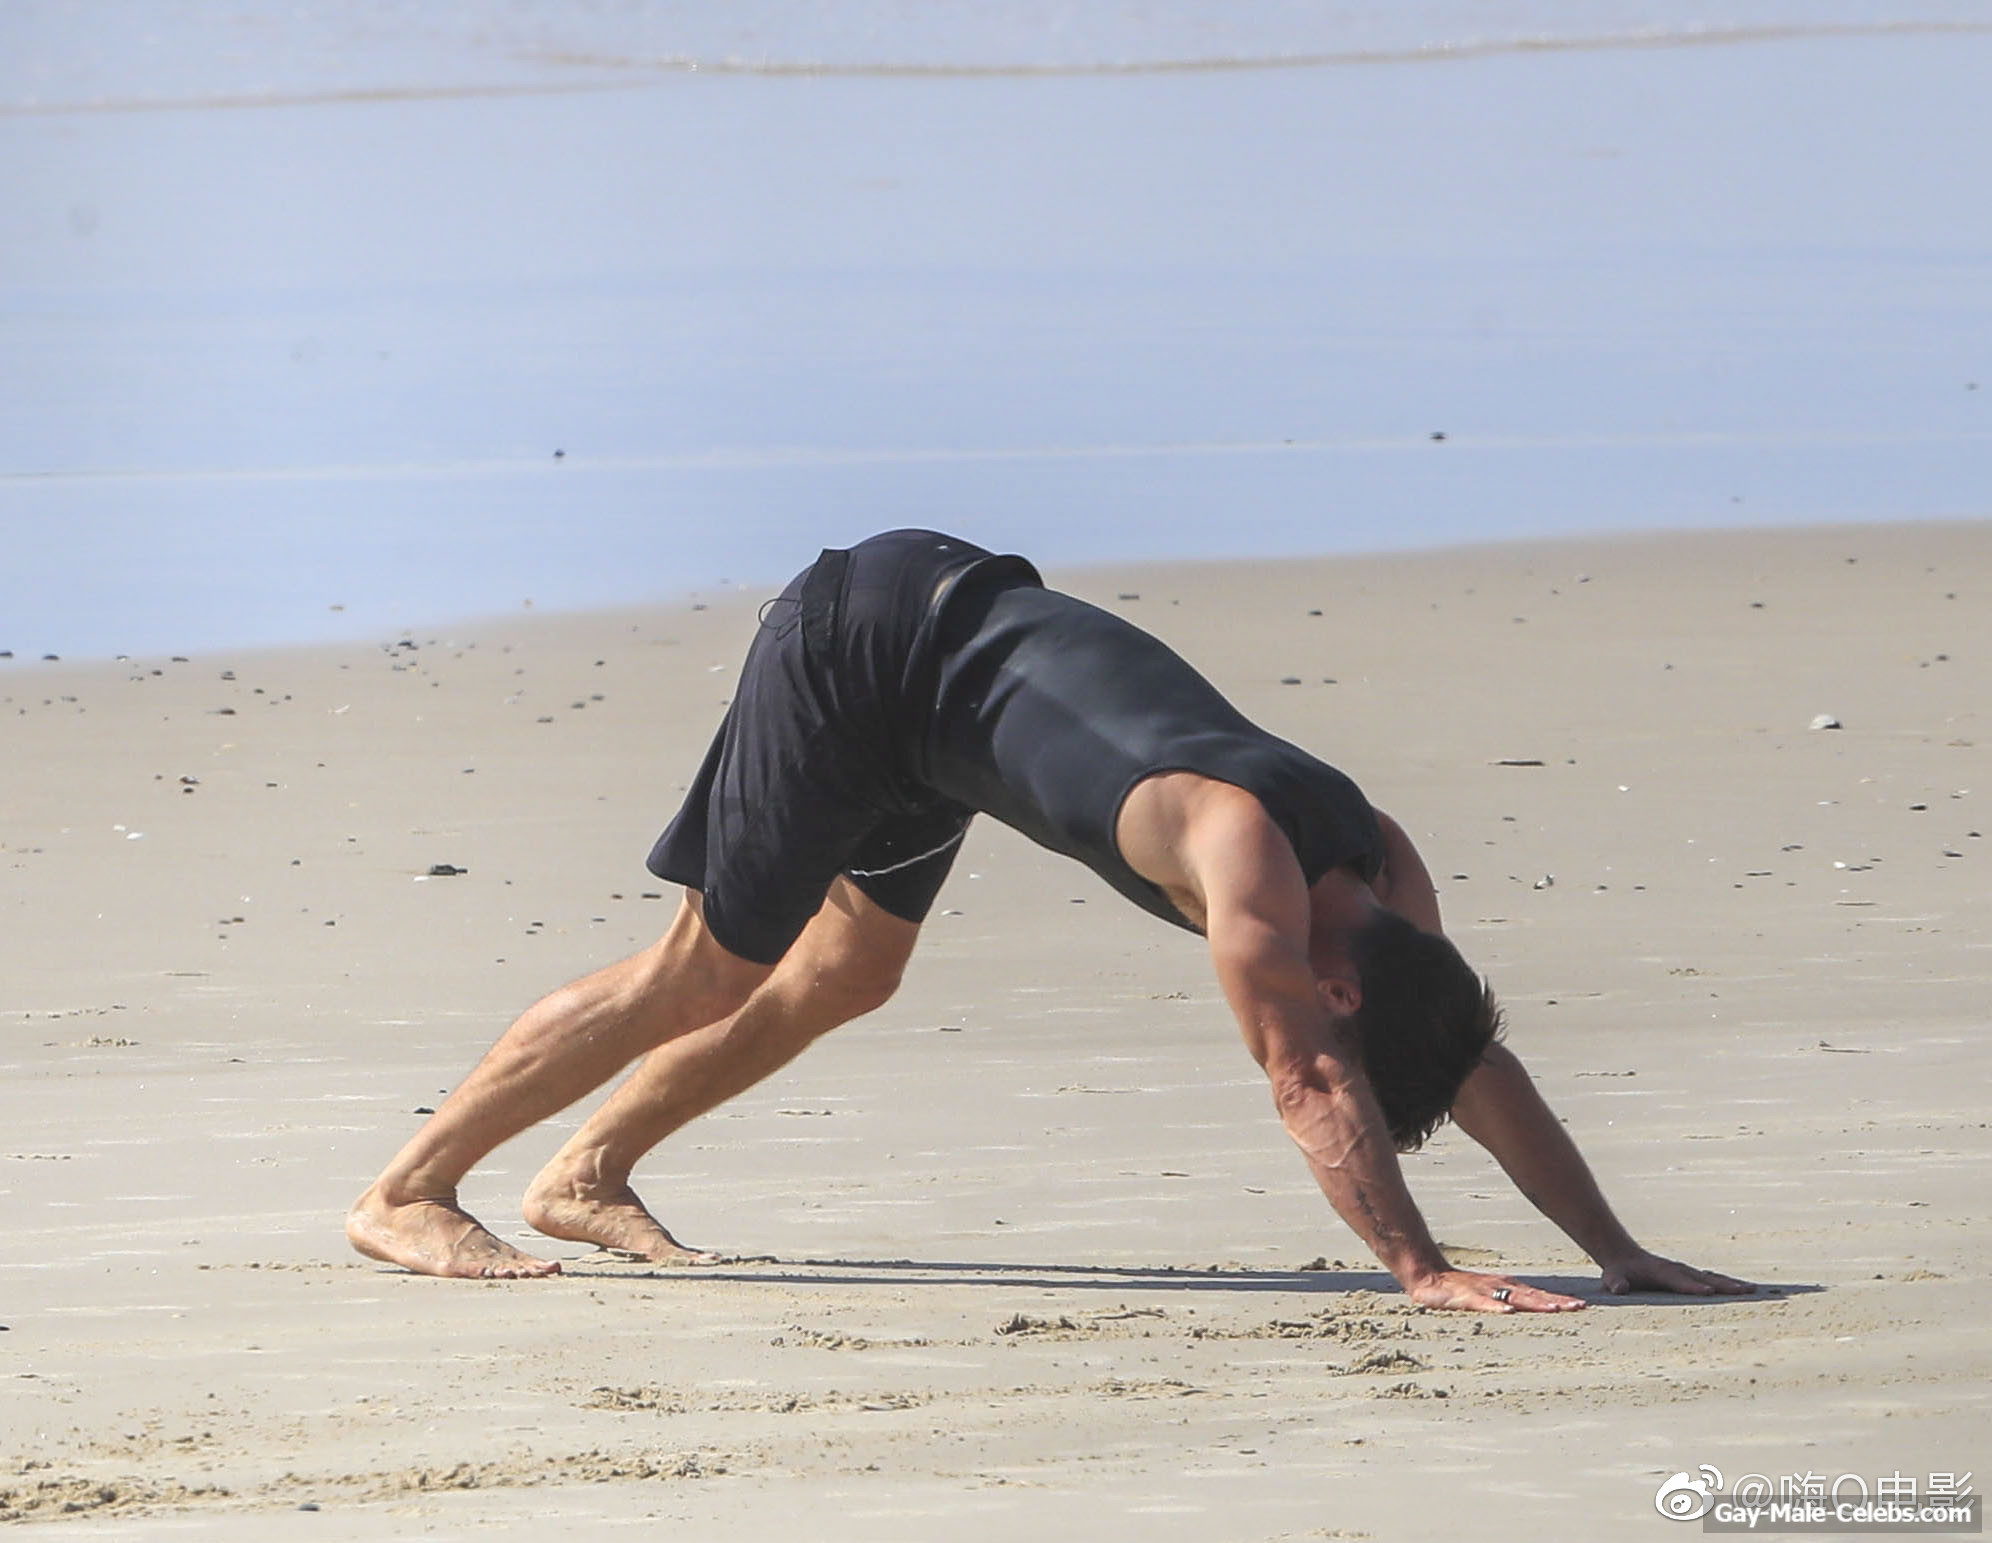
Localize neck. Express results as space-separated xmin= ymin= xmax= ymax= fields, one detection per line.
xmin=1308 ymin=866 xmax=1379 ymax=984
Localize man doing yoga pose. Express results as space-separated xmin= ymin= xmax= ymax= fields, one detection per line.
xmin=348 ymin=529 xmax=1751 ymax=1311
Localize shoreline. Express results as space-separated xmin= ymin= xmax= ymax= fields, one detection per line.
xmin=8 ymin=515 xmax=1986 ymax=671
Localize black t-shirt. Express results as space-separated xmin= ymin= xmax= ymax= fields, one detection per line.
xmin=914 ymin=576 xmax=1383 ymax=933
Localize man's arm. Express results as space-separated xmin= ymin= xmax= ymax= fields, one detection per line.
xmin=1374 ymin=808 xmax=1753 ymax=1296
xmin=1450 ymin=1045 xmax=1754 ymax=1296
xmin=1184 ymin=792 xmax=1582 ymax=1313
xmin=1378 ymin=808 xmax=1752 ymax=1306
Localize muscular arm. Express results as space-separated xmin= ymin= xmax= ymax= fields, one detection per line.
xmin=1370 ymin=807 xmax=1752 ymax=1298
xmin=1450 ymin=1043 xmax=1639 ymax=1263
xmin=1170 ymin=789 xmax=1574 ymax=1311
xmin=1452 ymin=1044 xmax=1755 ymax=1295
xmin=1198 ymin=819 xmax=1447 ymax=1289
xmin=1372 ymin=806 xmax=1631 ymax=1252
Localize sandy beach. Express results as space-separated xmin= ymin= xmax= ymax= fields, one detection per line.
xmin=3 ymin=523 xmax=1986 ymax=1537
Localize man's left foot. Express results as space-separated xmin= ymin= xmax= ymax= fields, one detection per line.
xmin=522 ymin=1168 xmax=719 ymax=1265
xmin=347 ymin=1186 xmax=562 ymax=1279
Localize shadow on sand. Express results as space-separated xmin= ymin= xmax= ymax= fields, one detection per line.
xmin=555 ymin=1251 xmax=1817 ymax=1306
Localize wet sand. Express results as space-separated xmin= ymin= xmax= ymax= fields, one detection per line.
xmin=3 ymin=524 xmax=1988 ymax=1536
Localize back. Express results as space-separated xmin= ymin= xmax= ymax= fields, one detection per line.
xmin=917 ymin=581 xmax=1383 ymax=932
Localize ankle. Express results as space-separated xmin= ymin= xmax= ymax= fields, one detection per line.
xmin=362 ymin=1175 xmax=457 ymax=1212
xmin=533 ymin=1151 xmax=629 ymax=1200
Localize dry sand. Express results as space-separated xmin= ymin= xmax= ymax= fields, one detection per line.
xmin=3 ymin=523 xmax=1987 ymax=1538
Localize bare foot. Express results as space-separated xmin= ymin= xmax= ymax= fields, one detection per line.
xmin=347 ymin=1185 xmax=561 ymax=1279
xmin=522 ymin=1169 xmax=718 ymax=1265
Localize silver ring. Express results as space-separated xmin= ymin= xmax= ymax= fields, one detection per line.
xmin=1491 ymin=1287 xmax=1512 ymax=1303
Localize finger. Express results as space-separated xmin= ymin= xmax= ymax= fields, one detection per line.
xmin=1418 ymin=1288 xmax=1511 ymax=1313
xmin=1461 ymin=1282 xmax=1517 ymax=1313
xmin=1473 ymin=1272 xmax=1585 ymax=1312
xmin=1511 ymin=1285 xmax=1587 ymax=1313
xmin=1617 ymin=1260 xmax=1758 ymax=1296
xmin=1659 ymin=1261 xmax=1746 ymax=1295
xmin=1622 ymin=1272 xmax=1710 ymax=1295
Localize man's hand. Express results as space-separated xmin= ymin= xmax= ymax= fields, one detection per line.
xmin=1600 ymin=1249 xmax=1756 ymax=1297
xmin=1407 ymin=1268 xmax=1587 ymax=1314
xmin=1450 ymin=1047 xmax=1756 ymax=1304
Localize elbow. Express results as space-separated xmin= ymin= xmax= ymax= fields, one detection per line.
xmin=1266 ymin=1052 xmax=1379 ymax=1169
xmin=1265 ymin=1051 xmax=1359 ymax=1124
xmin=1268 ymin=1063 xmax=1312 ymax=1122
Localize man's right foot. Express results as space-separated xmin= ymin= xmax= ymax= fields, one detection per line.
xmin=521 ymin=1170 xmax=719 ymax=1265
xmin=346 ymin=1186 xmax=562 ymax=1279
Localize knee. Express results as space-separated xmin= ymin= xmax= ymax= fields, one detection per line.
xmin=691 ymin=947 xmax=772 ymax=1023
xmin=631 ymin=919 xmax=771 ymax=1030
xmin=808 ymin=955 xmax=904 ymax=1024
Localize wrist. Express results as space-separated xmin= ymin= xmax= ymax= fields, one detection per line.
xmin=1553 ymin=1206 xmax=1640 ymax=1268
xmin=1588 ymin=1237 xmax=1647 ymax=1271
xmin=1390 ymin=1245 xmax=1453 ymax=1292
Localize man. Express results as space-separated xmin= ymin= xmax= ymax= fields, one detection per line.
xmin=349 ymin=529 xmax=1751 ymax=1311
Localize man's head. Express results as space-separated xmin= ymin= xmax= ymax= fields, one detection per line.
xmin=1343 ymin=910 xmax=1503 ymax=1152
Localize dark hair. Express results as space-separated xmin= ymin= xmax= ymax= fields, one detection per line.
xmin=1346 ymin=911 xmax=1504 ymax=1152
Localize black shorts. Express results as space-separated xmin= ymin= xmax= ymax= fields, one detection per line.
xmin=647 ymin=530 xmax=1039 ymax=965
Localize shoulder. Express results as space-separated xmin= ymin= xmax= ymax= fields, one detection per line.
xmin=1118 ymin=773 xmax=1302 ymax=932
xmin=1368 ymin=808 xmax=1445 ymax=934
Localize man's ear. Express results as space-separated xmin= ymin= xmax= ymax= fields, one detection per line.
xmin=1315 ymin=974 xmax=1362 ymax=1015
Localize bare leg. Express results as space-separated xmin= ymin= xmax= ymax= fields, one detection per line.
xmin=522 ymin=879 xmax=918 ymax=1261
xmin=347 ymin=894 xmax=772 ymax=1278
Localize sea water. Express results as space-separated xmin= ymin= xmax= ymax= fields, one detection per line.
xmin=2 ymin=2 xmax=1988 ymax=657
